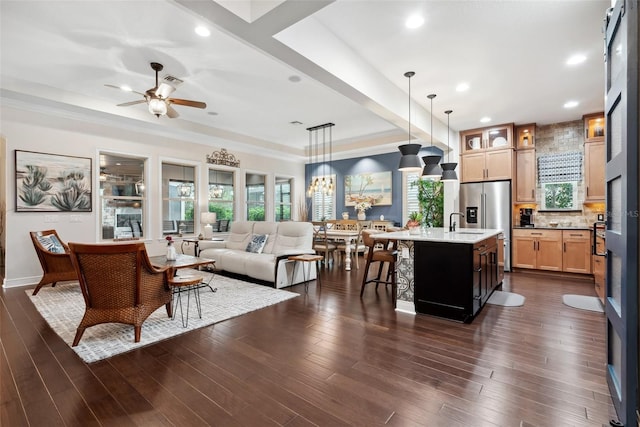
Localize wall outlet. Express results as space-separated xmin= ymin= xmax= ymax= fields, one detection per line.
xmin=44 ymin=215 xmax=58 ymax=223
xmin=597 ymin=213 xmax=604 ymax=221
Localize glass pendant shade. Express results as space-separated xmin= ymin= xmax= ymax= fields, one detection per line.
xmin=440 ymin=162 xmax=458 ymax=181
xmin=148 ymin=98 xmax=167 ymax=116
xmin=421 ymin=155 xmax=442 ymax=179
xmin=398 ymin=143 xmax=422 ymax=171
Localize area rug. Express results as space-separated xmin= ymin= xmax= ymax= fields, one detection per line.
xmin=27 ymin=272 xmax=298 ymax=363
xmin=562 ymin=294 xmax=604 ymax=313
xmin=486 ymin=290 xmax=525 ymax=307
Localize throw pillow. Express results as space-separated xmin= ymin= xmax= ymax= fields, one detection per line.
xmin=246 ymin=234 xmax=268 ymax=254
xmin=36 ymin=233 xmax=65 ymax=253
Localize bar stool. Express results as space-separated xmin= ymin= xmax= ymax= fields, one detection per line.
xmin=360 ymin=229 xmax=398 ymax=305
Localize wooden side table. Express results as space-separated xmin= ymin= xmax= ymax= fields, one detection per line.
xmin=169 ymin=274 xmax=204 ymax=327
xmin=287 ymin=254 xmax=323 ymax=292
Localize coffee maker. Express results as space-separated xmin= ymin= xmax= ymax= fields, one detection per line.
xmin=520 ymin=208 xmax=534 ymax=227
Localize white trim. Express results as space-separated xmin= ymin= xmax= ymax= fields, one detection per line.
xmin=395 ymin=300 xmax=416 ymax=315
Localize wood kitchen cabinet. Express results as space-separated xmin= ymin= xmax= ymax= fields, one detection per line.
xmin=562 ymin=230 xmax=592 ymax=274
xmin=593 ymin=232 xmax=606 ymax=303
xmin=584 ymin=141 xmax=605 ymax=202
xmin=516 ymin=123 xmax=536 ymax=149
xmin=515 ymin=149 xmax=536 ymax=202
xmin=583 ymin=112 xmax=605 ymax=143
xmin=512 ymin=229 xmax=563 ymax=271
xmin=460 ymin=124 xmax=514 ymax=183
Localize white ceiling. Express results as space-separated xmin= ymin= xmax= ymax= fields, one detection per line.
xmin=0 ymin=0 xmax=609 ymax=160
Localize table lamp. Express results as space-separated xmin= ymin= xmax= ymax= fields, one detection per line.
xmin=201 ymin=212 xmax=217 ymax=239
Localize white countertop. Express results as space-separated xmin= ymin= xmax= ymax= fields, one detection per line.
xmin=373 ymin=227 xmax=503 ymax=244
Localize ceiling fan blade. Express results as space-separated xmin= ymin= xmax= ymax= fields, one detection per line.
xmin=168 ymin=98 xmax=206 ymax=109
xmin=104 ymin=84 xmax=145 ymax=96
xmin=155 ymin=82 xmax=176 ymax=99
xmin=117 ymin=99 xmax=147 ymax=107
xmin=166 ymin=105 xmax=180 ymax=118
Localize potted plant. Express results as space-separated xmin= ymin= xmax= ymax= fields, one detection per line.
xmin=406 ymin=211 xmax=423 ymax=234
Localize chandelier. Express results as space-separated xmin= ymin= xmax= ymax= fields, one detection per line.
xmin=209 ymin=185 xmax=224 ymax=198
xmin=306 ymin=122 xmax=335 ymax=197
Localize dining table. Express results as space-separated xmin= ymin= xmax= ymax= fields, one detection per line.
xmin=314 ymin=227 xmax=360 ymax=271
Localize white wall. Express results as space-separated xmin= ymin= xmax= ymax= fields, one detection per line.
xmin=1 ymin=107 xmax=305 ymax=287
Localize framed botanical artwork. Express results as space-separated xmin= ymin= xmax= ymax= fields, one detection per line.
xmin=344 ymin=171 xmax=392 ymax=206
xmin=15 ymin=150 xmax=92 ymax=212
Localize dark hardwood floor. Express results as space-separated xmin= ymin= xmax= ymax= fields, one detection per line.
xmin=1 ymin=262 xmax=617 ymax=426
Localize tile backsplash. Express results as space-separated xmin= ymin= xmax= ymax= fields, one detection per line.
xmin=514 ymin=119 xmax=605 ymax=227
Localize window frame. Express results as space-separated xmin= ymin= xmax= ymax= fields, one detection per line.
xmin=160 ymin=160 xmax=199 ymax=237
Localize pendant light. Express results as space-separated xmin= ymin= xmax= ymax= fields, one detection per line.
xmin=398 ymin=71 xmax=422 ymax=171
xmin=440 ymin=109 xmax=458 ymax=181
xmin=421 ymin=93 xmax=442 ymax=179
xmin=306 ymin=123 xmax=335 ymax=196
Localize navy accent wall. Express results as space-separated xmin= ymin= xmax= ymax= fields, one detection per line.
xmin=305 ymin=147 xmax=443 ymax=226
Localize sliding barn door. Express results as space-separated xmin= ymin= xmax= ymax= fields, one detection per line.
xmin=603 ymin=1 xmax=639 ymax=425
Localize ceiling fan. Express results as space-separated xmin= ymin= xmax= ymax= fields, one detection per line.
xmin=106 ymin=62 xmax=206 ymax=118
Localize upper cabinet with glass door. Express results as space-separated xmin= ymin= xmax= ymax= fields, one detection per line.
xmin=583 ymin=112 xmax=605 ymax=143
xmin=515 ymin=123 xmax=536 ymax=149
xmin=460 ymin=123 xmax=514 ymax=154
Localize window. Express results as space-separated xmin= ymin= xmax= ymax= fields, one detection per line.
xmin=162 ymin=163 xmax=196 ymax=235
xmin=403 ymin=171 xmax=420 ymax=226
xmin=99 ymin=153 xmax=146 ymax=240
xmin=311 ymin=174 xmax=335 ymax=221
xmin=275 ymin=177 xmax=292 ymax=221
xmin=245 ymin=172 xmax=265 ymax=221
xmin=208 ymin=169 xmax=234 ymax=222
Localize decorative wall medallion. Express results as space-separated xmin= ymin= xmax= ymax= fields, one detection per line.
xmin=206 ymin=148 xmax=240 ymax=167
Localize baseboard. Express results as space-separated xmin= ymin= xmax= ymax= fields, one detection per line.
xmin=395 ymin=299 xmax=416 ymax=315
xmin=2 ymin=275 xmax=42 ymax=288
xmin=510 ymin=268 xmax=594 ymax=283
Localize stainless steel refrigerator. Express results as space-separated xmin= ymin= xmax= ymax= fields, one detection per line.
xmin=459 ymin=180 xmax=511 ymax=271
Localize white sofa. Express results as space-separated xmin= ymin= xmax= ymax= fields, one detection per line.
xmin=197 ymin=221 xmax=316 ymax=288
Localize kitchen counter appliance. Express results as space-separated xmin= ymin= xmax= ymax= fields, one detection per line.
xmin=460 ymin=180 xmax=512 ymax=271
xmin=519 ymin=208 xmax=534 ymax=227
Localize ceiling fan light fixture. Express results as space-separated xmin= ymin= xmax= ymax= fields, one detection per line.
xmin=148 ymin=98 xmax=167 ymax=117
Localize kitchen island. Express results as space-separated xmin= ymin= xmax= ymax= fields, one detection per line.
xmin=375 ymin=228 xmax=503 ymax=322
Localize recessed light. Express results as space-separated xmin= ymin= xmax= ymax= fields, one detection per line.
xmin=564 ymin=100 xmax=579 ymax=108
xmin=405 ymin=14 xmax=424 ymax=29
xmin=456 ymin=82 xmax=469 ymax=92
xmin=480 ymin=117 xmax=491 ymax=123
xmin=195 ymin=26 xmax=210 ymax=37
xmin=207 ymin=111 xmax=218 ymax=116
xmin=566 ymin=54 xmax=586 ymax=65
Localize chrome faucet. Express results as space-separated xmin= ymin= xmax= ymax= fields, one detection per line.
xmin=449 ymin=212 xmax=465 ymax=232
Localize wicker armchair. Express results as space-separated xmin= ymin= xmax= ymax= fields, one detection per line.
xmin=68 ymin=242 xmax=173 ymax=346
xmin=29 ymin=230 xmax=77 ymax=295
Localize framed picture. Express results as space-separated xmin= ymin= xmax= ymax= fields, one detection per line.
xmin=344 ymin=171 xmax=392 ymax=206
xmin=15 ymin=150 xmax=92 ymax=212
xmin=541 ymin=181 xmax=578 ymax=211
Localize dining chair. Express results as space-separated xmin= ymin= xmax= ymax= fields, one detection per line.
xmin=311 ymin=221 xmax=336 ymax=268
xmin=360 ymin=229 xmax=398 ymax=305
xmin=29 ymin=230 xmax=78 ymax=295
xmin=68 ymin=242 xmax=173 ymax=346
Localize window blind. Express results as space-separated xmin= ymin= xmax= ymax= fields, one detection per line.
xmin=537 ymin=152 xmax=582 ymax=183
